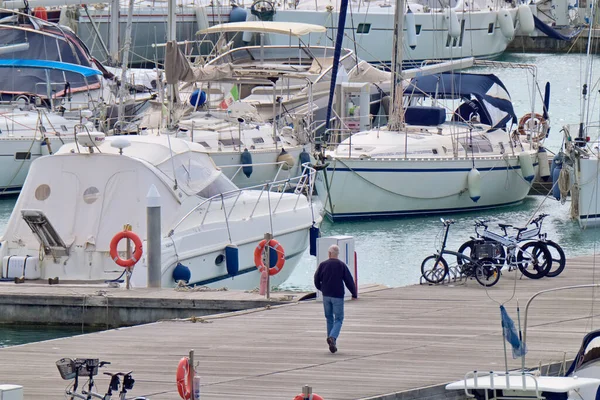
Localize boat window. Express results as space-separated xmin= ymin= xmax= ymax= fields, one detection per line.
xmin=198 ymin=141 xmax=210 ymax=148
xmin=83 ymin=187 xmax=100 ymax=204
xmin=581 ymin=337 xmax=600 ymax=366
xmin=219 ymin=138 xmax=242 ymax=147
xmin=357 ymin=23 xmax=371 ymax=34
xmin=15 ymin=152 xmax=31 ymax=160
xmin=174 ymin=159 xmax=237 ymax=198
xmin=35 ymin=184 xmax=51 ymax=201
xmin=458 ymin=20 xmax=466 ymax=46
xmin=445 ymin=34 xmax=452 ymax=48
xmin=416 ymin=25 xmax=422 ymax=35
xmin=432 ymin=149 xmax=438 ymax=155
xmin=61 ymin=125 xmax=68 ymax=132
xmin=488 ymin=23 xmax=494 ymax=34
xmin=459 ymin=136 xmax=494 ymax=153
xmin=252 ymin=137 xmax=265 ymax=144
xmin=197 ymin=175 xmax=237 ymax=199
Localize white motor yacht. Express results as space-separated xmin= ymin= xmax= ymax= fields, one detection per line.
xmin=0 ymin=133 xmax=320 ymax=288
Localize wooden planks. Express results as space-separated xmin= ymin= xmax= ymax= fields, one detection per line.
xmin=3 ymin=256 xmax=600 ymax=399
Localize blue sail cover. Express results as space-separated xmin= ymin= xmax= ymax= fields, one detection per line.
xmin=0 ymin=59 xmax=102 ymax=77
xmin=405 ymin=72 xmax=517 ymax=128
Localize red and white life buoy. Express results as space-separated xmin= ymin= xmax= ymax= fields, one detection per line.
xmin=109 ymin=231 xmax=143 ymax=268
xmin=176 ymin=357 xmax=193 ymax=400
xmin=254 ymin=239 xmax=285 ymax=276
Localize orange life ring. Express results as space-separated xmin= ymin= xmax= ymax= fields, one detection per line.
xmin=109 ymin=231 xmax=143 ymax=268
xmin=293 ymin=394 xmax=324 ymax=400
xmin=517 ymin=112 xmax=548 ymax=141
xmin=254 ymin=239 xmax=285 ymax=276
xmin=176 ymin=357 xmax=193 ymax=400
xmin=33 ymin=7 xmax=48 ymax=20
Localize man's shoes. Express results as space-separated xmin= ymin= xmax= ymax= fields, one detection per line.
xmin=327 ymin=337 xmax=337 ymax=353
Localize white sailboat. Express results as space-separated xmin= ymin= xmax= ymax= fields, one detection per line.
xmin=314 ymin=0 xmax=549 ymax=220
xmin=557 ymin=1 xmax=600 ymax=228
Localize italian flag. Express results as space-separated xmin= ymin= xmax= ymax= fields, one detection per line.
xmin=220 ymin=86 xmax=239 ymax=110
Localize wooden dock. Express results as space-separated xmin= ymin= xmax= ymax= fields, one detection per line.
xmin=3 ymin=257 xmax=600 ymax=400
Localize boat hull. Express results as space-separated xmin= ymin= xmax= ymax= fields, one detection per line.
xmin=576 ymin=157 xmax=600 ymax=228
xmin=316 ymin=156 xmax=536 ymax=220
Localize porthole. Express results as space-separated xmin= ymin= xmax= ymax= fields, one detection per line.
xmin=35 ymin=184 xmax=51 ymax=201
xmin=215 ymin=254 xmax=225 ymax=265
xmin=83 ymin=187 xmax=100 ymax=204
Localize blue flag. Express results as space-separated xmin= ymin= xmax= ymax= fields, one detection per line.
xmin=500 ymin=305 xmax=527 ymax=358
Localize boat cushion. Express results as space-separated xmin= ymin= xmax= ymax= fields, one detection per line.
xmin=404 ymin=106 xmax=445 ymax=126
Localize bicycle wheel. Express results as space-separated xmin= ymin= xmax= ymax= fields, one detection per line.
xmin=544 ymin=240 xmax=566 ymax=278
xmin=516 ymin=242 xmax=552 ymax=279
xmin=420 ymin=255 xmax=449 ymax=284
xmin=474 ymin=258 xmax=501 ymax=287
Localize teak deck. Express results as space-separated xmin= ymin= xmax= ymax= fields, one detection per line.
xmin=3 ymin=257 xmax=600 ymax=400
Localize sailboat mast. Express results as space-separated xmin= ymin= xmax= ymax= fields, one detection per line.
xmin=388 ymin=0 xmax=404 ymax=130
xmin=578 ymin=1 xmax=596 ymax=146
xmin=116 ymin=0 xmax=135 ymax=131
xmin=166 ymin=0 xmax=176 ymax=130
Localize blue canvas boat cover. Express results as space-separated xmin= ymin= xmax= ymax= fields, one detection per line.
xmin=405 ymin=72 xmax=517 ymax=128
xmin=0 ymin=25 xmax=103 ymax=98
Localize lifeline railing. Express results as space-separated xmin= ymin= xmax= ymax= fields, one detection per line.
xmin=219 ymin=160 xmax=298 ymax=188
xmin=460 ymin=371 xmax=542 ymax=400
xmin=167 ymin=162 xmax=317 ymax=237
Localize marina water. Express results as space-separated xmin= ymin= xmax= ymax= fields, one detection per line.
xmin=2 ymin=52 xmax=600 ymax=346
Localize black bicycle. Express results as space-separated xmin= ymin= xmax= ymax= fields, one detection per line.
xmin=421 ymin=218 xmax=501 ymax=287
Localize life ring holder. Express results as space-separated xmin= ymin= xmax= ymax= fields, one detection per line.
xmin=254 ymin=239 xmax=285 ymax=276
xmin=176 ymin=357 xmax=193 ymax=400
xmin=109 ymin=231 xmax=143 ymax=268
xmin=517 ymin=112 xmax=548 ymax=141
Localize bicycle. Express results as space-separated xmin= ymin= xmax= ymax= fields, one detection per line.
xmin=56 ymin=358 xmax=109 ymax=400
xmin=56 ymin=358 xmax=147 ymax=400
xmin=457 ymin=218 xmax=553 ymax=279
xmin=420 ymin=218 xmax=501 ymax=287
xmin=497 ymin=214 xmax=566 ymax=278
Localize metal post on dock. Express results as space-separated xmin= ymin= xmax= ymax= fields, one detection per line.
xmin=124 ymin=224 xmax=132 ymax=290
xmin=264 ymin=232 xmax=272 ymax=299
xmin=147 ymin=185 xmax=162 ymax=288
xmin=302 ymin=385 xmax=312 ymax=399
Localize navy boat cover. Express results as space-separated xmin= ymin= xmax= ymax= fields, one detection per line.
xmin=405 ymin=72 xmax=517 ymax=129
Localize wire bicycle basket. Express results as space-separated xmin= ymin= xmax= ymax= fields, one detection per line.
xmin=56 ymin=358 xmax=76 ymax=380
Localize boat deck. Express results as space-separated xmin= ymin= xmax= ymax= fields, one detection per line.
xmin=2 ymin=256 xmax=600 ymax=400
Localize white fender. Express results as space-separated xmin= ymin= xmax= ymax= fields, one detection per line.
xmin=537 ymin=147 xmax=550 ymax=181
xmin=497 ymin=9 xmax=515 ymax=39
xmin=517 ymin=5 xmax=535 ymax=35
xmin=467 ymin=167 xmax=481 ymax=203
xmin=242 ymin=12 xmax=255 ymax=43
xmin=443 ymin=8 xmax=461 ymax=38
xmin=519 ymin=152 xmax=535 ymax=182
xmin=405 ymin=8 xmax=417 ymax=49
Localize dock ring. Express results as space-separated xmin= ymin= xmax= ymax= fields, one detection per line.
xmin=109 ymin=231 xmax=143 ymax=268
xmin=176 ymin=357 xmax=193 ymax=400
xmin=254 ymin=239 xmax=285 ymax=276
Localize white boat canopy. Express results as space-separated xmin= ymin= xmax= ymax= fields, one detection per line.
xmin=198 ymin=21 xmax=327 ymax=37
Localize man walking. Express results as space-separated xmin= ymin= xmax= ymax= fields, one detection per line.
xmin=314 ymin=244 xmax=358 ymax=353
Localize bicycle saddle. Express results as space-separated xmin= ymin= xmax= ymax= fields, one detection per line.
xmin=498 ymin=223 xmax=512 ymax=229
